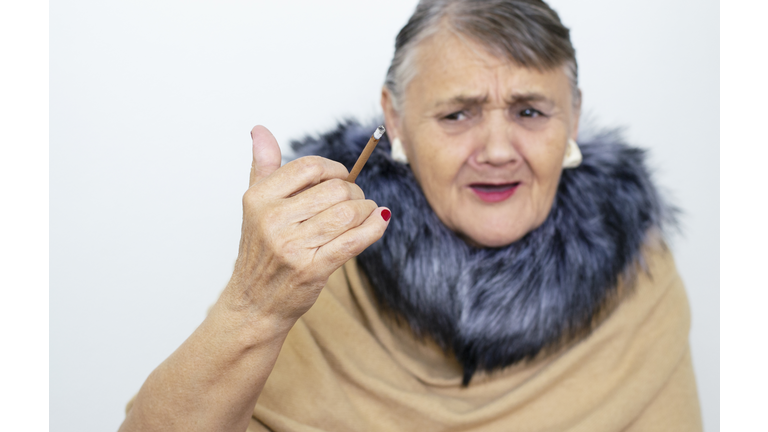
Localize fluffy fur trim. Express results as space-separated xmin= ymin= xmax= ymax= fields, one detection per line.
xmin=290 ymin=119 xmax=675 ymax=385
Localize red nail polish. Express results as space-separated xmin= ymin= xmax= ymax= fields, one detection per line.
xmin=381 ymin=209 xmax=391 ymax=222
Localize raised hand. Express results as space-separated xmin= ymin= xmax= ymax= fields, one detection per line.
xmin=221 ymin=125 xmax=391 ymax=326
xmin=119 ymin=126 xmax=390 ymax=432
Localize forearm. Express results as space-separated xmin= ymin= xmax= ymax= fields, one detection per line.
xmin=119 ymin=298 xmax=294 ymax=432
xmin=119 ymin=126 xmax=389 ymax=431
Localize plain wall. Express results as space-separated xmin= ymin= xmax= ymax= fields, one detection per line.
xmin=50 ymin=1 xmax=718 ymax=430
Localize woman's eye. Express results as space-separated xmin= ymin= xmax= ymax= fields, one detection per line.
xmin=444 ymin=111 xmax=467 ymax=121
xmin=519 ymin=108 xmax=542 ymax=118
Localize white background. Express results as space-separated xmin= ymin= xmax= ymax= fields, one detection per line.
xmin=47 ymin=1 xmax=719 ymax=430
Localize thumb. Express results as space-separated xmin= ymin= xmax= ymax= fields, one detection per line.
xmin=249 ymin=125 xmax=282 ymax=187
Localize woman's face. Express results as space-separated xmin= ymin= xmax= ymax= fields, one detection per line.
xmin=382 ymin=30 xmax=580 ymax=248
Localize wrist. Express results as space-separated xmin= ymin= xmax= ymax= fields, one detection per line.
xmin=208 ymin=287 xmax=298 ymax=349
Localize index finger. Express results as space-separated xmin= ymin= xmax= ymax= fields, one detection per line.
xmin=254 ymin=156 xmax=351 ymax=200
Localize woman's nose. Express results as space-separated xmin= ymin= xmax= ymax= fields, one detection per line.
xmin=474 ymin=112 xmax=521 ymax=167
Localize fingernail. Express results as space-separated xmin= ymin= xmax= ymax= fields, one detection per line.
xmin=381 ymin=209 xmax=391 ymax=222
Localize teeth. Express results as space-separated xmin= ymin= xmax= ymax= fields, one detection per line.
xmin=472 ymin=183 xmax=517 ymax=192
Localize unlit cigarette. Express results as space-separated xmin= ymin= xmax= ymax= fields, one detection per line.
xmin=346 ymin=125 xmax=385 ymax=183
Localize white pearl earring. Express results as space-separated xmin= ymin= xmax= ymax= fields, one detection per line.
xmin=562 ymin=138 xmax=582 ymax=168
xmin=391 ymin=137 xmax=409 ymax=164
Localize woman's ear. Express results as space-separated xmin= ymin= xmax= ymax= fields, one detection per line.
xmin=571 ymin=88 xmax=582 ymax=141
xmin=380 ymin=87 xmax=402 ymax=141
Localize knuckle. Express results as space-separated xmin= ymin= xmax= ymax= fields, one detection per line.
xmin=364 ymin=199 xmax=378 ymax=211
xmin=242 ymin=190 xmax=268 ymax=219
xmin=332 ymin=204 xmax=357 ymax=226
xmin=330 ymin=160 xmax=350 ymax=178
xmin=292 ymin=156 xmax=312 ymax=168
xmin=288 ymin=157 xmax=323 ymax=179
xmin=326 ymin=178 xmax=352 ymax=201
xmin=302 ymin=156 xmax=326 ymax=177
xmin=242 ymin=188 xmax=257 ymax=207
xmin=351 ymin=184 xmax=366 ymax=200
xmin=337 ymin=236 xmax=362 ymax=258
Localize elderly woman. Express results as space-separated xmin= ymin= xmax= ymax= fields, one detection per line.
xmin=120 ymin=0 xmax=702 ymax=431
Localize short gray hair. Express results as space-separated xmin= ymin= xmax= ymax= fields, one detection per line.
xmin=384 ymin=0 xmax=579 ymax=112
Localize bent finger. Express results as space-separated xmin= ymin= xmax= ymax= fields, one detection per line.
xmin=298 ymin=199 xmax=379 ymax=248
xmin=315 ymin=207 xmax=391 ymax=268
xmin=255 ymin=156 xmax=350 ymax=200
xmin=283 ymin=178 xmax=366 ymax=223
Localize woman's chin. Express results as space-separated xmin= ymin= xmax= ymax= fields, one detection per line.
xmin=440 ymin=195 xmax=547 ymax=248
xmin=458 ymin=223 xmax=531 ymax=249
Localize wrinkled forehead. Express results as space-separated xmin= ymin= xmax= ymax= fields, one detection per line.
xmin=404 ymin=30 xmax=575 ymax=110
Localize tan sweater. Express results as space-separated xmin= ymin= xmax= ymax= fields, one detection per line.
xmin=245 ymin=245 xmax=702 ymax=431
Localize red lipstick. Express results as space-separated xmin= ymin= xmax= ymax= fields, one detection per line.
xmin=470 ymin=182 xmax=520 ymax=203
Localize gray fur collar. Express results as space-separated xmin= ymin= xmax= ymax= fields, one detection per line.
xmin=291 ymin=118 xmax=674 ymax=385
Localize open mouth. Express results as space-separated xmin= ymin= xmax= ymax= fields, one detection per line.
xmin=469 ymin=182 xmax=520 ymax=203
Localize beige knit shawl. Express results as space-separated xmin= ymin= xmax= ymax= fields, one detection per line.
xmin=245 ymin=245 xmax=702 ymax=431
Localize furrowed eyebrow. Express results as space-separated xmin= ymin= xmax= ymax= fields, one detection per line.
xmin=505 ymin=92 xmax=551 ymax=105
xmin=433 ymin=94 xmax=489 ymax=109
xmin=432 ymin=92 xmax=553 ymax=109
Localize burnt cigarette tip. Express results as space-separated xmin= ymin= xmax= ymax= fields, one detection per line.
xmin=374 ymin=125 xmax=385 ymax=140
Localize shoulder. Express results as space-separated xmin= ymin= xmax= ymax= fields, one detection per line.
xmin=605 ymin=241 xmax=692 ymax=348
